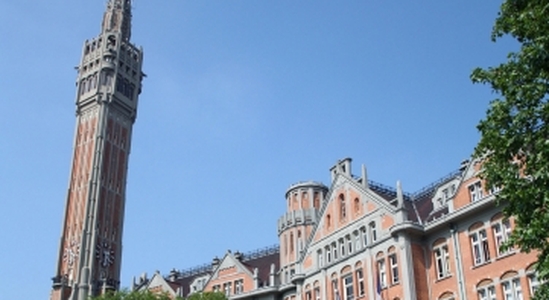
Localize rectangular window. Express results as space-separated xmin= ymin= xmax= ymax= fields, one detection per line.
xmin=318 ymin=250 xmax=324 ymax=268
xmin=346 ymin=235 xmax=353 ymax=254
xmin=332 ymin=279 xmax=339 ymax=300
xmin=469 ymin=181 xmax=483 ymax=202
xmin=434 ymin=245 xmax=450 ymax=279
xmin=356 ymin=269 xmax=365 ymax=296
xmin=492 ymin=219 xmax=512 ymax=256
xmin=314 ymin=287 xmax=321 ymax=300
xmin=361 ymin=227 xmax=368 ymax=247
xmin=223 ymin=282 xmax=232 ymax=296
xmin=477 ymin=286 xmax=496 ymax=300
xmin=389 ymin=254 xmax=399 ymax=284
xmin=471 ymin=229 xmax=490 ymax=265
xmin=326 ymin=246 xmax=332 ymax=264
xmin=369 ymin=222 xmax=377 ymax=242
xmin=354 ymin=231 xmax=361 ymax=251
xmin=502 ymin=278 xmax=523 ymax=300
xmin=343 ymin=275 xmax=354 ymax=300
xmin=377 ymin=259 xmax=387 ymax=288
xmin=234 ymin=280 xmax=243 ymax=295
xmin=528 ymin=273 xmax=540 ymax=296
xmin=340 ymin=239 xmax=346 ymax=257
xmin=306 ymin=292 xmax=312 ymax=300
xmin=332 ymin=243 xmax=338 ymax=260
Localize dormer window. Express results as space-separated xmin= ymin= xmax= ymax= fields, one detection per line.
xmin=469 ymin=181 xmax=483 ymax=202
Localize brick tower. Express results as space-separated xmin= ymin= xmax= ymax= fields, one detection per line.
xmin=50 ymin=1 xmax=144 ymax=299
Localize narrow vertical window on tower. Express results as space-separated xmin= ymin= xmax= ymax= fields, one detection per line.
xmin=340 ymin=194 xmax=346 ymax=221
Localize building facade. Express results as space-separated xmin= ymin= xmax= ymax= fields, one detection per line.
xmin=138 ymin=158 xmax=539 ymax=300
xmin=50 ymin=1 xmax=144 ymax=299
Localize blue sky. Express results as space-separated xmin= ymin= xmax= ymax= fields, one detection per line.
xmin=0 ymin=1 xmax=515 ymax=299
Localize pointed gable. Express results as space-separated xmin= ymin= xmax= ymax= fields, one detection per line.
xmin=205 ymin=251 xmax=255 ymax=294
xmin=141 ymin=271 xmax=178 ymax=297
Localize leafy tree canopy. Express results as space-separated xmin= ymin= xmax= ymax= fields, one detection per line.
xmin=90 ymin=290 xmax=180 ymax=300
xmin=91 ymin=290 xmax=227 ymax=300
xmin=186 ymin=292 xmax=227 ymax=300
xmin=471 ymin=0 xmax=549 ymax=298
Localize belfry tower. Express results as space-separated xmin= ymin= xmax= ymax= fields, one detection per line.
xmin=50 ymin=1 xmax=144 ymax=299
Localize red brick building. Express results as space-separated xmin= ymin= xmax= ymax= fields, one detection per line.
xmin=136 ymin=158 xmax=539 ymax=300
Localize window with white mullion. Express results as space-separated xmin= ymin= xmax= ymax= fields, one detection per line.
xmin=469 ymin=181 xmax=483 ymax=202
xmin=346 ymin=235 xmax=353 ymax=254
xmin=502 ymin=278 xmax=523 ymax=300
xmin=434 ymin=244 xmax=450 ymax=279
xmin=471 ymin=229 xmax=490 ymax=265
xmin=356 ymin=269 xmax=365 ymax=297
xmin=477 ymin=286 xmax=496 ymax=300
xmin=343 ymin=275 xmax=354 ymax=300
xmin=528 ymin=273 xmax=540 ymax=296
xmin=492 ymin=219 xmax=512 ymax=256
xmin=389 ymin=254 xmax=399 ymax=284
xmin=377 ymin=259 xmax=387 ymax=288
xmin=354 ymin=231 xmax=361 ymax=251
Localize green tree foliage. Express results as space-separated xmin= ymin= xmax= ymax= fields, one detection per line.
xmin=91 ymin=290 xmax=227 ymax=300
xmin=90 ymin=289 xmax=181 ymax=300
xmin=471 ymin=0 xmax=549 ymax=298
xmin=186 ymin=292 xmax=227 ymax=300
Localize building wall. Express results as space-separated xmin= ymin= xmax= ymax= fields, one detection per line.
xmin=141 ymin=158 xmax=539 ymax=300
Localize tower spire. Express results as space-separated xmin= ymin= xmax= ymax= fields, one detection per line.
xmin=101 ymin=0 xmax=132 ymax=42
xmin=50 ymin=1 xmax=143 ymax=299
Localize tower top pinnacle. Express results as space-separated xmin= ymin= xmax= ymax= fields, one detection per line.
xmin=101 ymin=0 xmax=132 ymax=42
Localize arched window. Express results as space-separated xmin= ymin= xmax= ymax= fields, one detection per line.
xmin=501 ymin=271 xmax=522 ymax=300
xmin=376 ymin=251 xmax=387 ymax=288
xmin=469 ymin=222 xmax=490 ymax=266
xmin=526 ymin=264 xmax=540 ymax=297
xmin=491 ymin=212 xmax=512 ymax=257
xmin=433 ymin=238 xmax=450 ymax=279
xmin=388 ymin=246 xmax=399 ymax=285
xmin=438 ymin=291 xmax=455 ymax=300
xmin=476 ymin=279 xmax=495 ymax=300
xmin=340 ymin=194 xmax=346 ymax=220
xmin=354 ymin=198 xmax=360 ymax=214
xmin=290 ymin=232 xmax=294 ymax=253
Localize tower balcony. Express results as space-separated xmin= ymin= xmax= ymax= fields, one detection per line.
xmin=277 ymin=208 xmax=318 ymax=233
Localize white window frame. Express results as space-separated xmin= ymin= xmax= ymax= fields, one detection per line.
xmin=369 ymin=221 xmax=377 ymax=242
xmin=501 ymin=278 xmax=523 ymax=300
xmin=469 ymin=181 xmax=483 ymax=202
xmin=343 ymin=274 xmax=354 ymax=300
xmin=346 ymin=235 xmax=353 ymax=254
xmin=356 ymin=269 xmax=365 ymax=297
xmin=314 ymin=287 xmax=321 ymax=300
xmin=317 ymin=250 xmax=324 ymax=268
xmin=332 ymin=242 xmax=338 ymax=260
xmin=223 ymin=282 xmax=232 ymax=296
xmin=470 ymin=228 xmax=490 ymax=265
xmin=340 ymin=239 xmax=346 ymax=257
xmin=361 ymin=227 xmax=367 ymax=247
xmin=434 ymin=244 xmax=450 ymax=279
xmin=326 ymin=246 xmax=332 ymax=264
xmin=528 ymin=272 xmax=540 ymax=296
xmin=332 ymin=279 xmax=339 ymax=300
xmin=234 ymin=279 xmax=243 ymax=295
xmin=477 ymin=285 xmax=496 ymax=300
xmin=377 ymin=259 xmax=387 ymax=288
xmin=354 ymin=231 xmax=361 ymax=251
xmin=492 ymin=218 xmax=512 ymax=256
xmin=389 ymin=253 xmax=399 ymax=284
